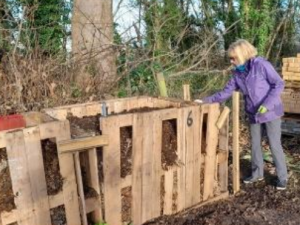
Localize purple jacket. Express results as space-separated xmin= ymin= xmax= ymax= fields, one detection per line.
xmin=204 ymin=57 xmax=284 ymax=124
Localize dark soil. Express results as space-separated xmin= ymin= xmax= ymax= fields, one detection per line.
xmin=50 ymin=205 xmax=67 ymax=225
xmin=161 ymin=120 xmax=178 ymax=170
xmin=122 ymin=186 xmax=132 ymax=222
xmin=41 ymin=139 xmax=64 ymax=195
xmin=67 ymin=114 xmax=101 ymax=137
xmin=80 ymin=164 xmax=99 ymax=199
xmin=120 ymin=126 xmax=132 ymax=178
xmin=0 ymin=148 xmax=15 ymax=213
xmin=116 ymin=106 xmax=173 ymax=115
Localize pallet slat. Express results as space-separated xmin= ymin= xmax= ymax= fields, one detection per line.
xmin=101 ymin=117 xmax=122 ymax=225
xmin=203 ymin=104 xmax=220 ymax=201
xmin=132 ymin=114 xmax=143 ymax=225
xmin=141 ymin=113 xmax=155 ymax=222
xmin=151 ymin=112 xmax=162 ymax=218
xmin=5 ymin=131 xmax=37 ymax=225
xmin=58 ymin=135 xmax=109 ymax=153
xmin=23 ymin=127 xmax=52 ymax=225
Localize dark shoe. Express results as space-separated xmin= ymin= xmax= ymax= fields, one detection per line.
xmin=276 ymin=180 xmax=287 ymax=190
xmin=243 ymin=176 xmax=264 ymax=184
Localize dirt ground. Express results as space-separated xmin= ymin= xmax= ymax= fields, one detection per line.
xmin=143 ymin=125 xmax=300 ymax=225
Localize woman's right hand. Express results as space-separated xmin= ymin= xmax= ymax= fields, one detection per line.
xmin=194 ymin=99 xmax=203 ymax=104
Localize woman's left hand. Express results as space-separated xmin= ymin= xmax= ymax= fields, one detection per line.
xmin=258 ymin=105 xmax=268 ymax=114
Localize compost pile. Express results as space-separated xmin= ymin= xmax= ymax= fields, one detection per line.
xmin=143 ymin=125 xmax=300 ymax=225
xmin=0 ymin=148 xmax=15 ymax=213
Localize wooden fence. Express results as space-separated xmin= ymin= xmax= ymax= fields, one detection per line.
xmin=0 ymin=96 xmax=229 ymax=225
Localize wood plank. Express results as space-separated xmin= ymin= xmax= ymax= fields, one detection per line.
xmin=137 ymin=97 xmax=153 ymax=108
xmin=113 ymin=100 xmax=128 ymax=113
xmin=216 ymin=106 xmax=230 ymax=129
xmin=176 ymin=108 xmax=186 ymax=211
xmin=0 ymin=131 xmax=6 ymax=148
xmin=49 ymin=192 xmax=64 ymax=208
xmin=232 ymin=92 xmax=240 ymax=193
xmin=101 ymin=116 xmax=122 ymax=225
xmin=74 ymin=152 xmax=88 ymax=225
xmin=184 ymin=107 xmax=195 ymax=208
xmin=163 ymin=169 xmax=173 ymax=215
xmin=218 ymin=117 xmax=229 ymax=192
xmin=141 ymin=113 xmax=154 ymax=222
xmin=86 ymin=104 xmax=101 ymax=116
xmin=151 ymin=112 xmax=162 ymax=218
xmin=116 ymin=114 xmax=133 ymax=127
xmin=160 ymin=108 xmax=178 ymax=121
xmin=121 ymin=175 xmax=132 ymax=188
xmin=1 ymin=210 xmax=17 ymax=225
xmin=203 ymin=104 xmax=220 ymax=201
xmin=5 ymin=131 xmax=37 ymax=225
xmin=40 ymin=121 xmax=81 ymax=225
xmin=23 ymin=127 xmax=52 ymax=225
xmin=132 ymin=114 xmax=143 ymax=225
xmin=87 ymin=148 xmax=103 ymax=222
xmin=192 ymin=106 xmax=201 ymax=205
xmin=183 ymin=84 xmax=191 ymax=101
xmin=201 ymin=104 xmax=210 ymax=114
xmin=70 ymin=105 xmax=87 ymax=118
xmin=85 ymin=197 xmax=101 ymax=214
xmin=58 ymin=135 xmax=109 ymax=153
xmin=43 ymin=109 xmax=68 ymax=120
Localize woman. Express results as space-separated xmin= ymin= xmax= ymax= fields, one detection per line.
xmin=198 ymin=39 xmax=288 ymax=190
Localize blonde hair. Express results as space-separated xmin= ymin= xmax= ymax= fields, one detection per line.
xmin=228 ymin=39 xmax=257 ymax=65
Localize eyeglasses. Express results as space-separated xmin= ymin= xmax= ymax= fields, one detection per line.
xmin=229 ymin=56 xmax=237 ymax=62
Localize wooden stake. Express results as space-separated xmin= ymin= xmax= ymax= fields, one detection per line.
xmin=183 ymin=84 xmax=191 ymax=101
xmin=156 ymin=73 xmax=168 ymax=97
xmin=232 ymin=92 xmax=240 ymax=193
xmin=216 ymin=106 xmax=230 ymax=129
xmin=74 ymin=152 xmax=88 ymax=225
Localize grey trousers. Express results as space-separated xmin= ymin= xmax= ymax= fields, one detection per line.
xmin=250 ymin=118 xmax=288 ymax=182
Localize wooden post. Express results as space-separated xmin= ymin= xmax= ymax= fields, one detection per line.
xmin=156 ymin=73 xmax=168 ymax=97
xmin=216 ymin=106 xmax=230 ymax=129
xmin=183 ymin=84 xmax=191 ymax=101
xmin=232 ymin=92 xmax=240 ymax=193
xmin=74 ymin=152 xmax=88 ymax=225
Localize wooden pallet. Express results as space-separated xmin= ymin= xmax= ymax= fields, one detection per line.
xmin=0 ymin=120 xmax=81 ymax=225
xmin=0 ymin=97 xmax=229 ymax=225
xmin=281 ymin=90 xmax=300 ymax=114
xmin=99 ymin=103 xmax=228 ymax=225
xmin=282 ymin=55 xmax=300 ymax=83
xmin=42 ymin=96 xmax=186 ymax=224
xmin=44 ymin=97 xmax=229 ymax=225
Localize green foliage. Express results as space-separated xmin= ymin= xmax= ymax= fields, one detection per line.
xmin=71 ymin=84 xmax=82 ymax=98
xmin=8 ymin=0 xmax=72 ymax=55
xmin=239 ymin=0 xmax=276 ymax=55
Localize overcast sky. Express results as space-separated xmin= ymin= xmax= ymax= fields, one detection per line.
xmin=113 ymin=0 xmax=140 ymax=39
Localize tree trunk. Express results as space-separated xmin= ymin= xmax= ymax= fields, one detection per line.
xmin=72 ymin=0 xmax=116 ymax=92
